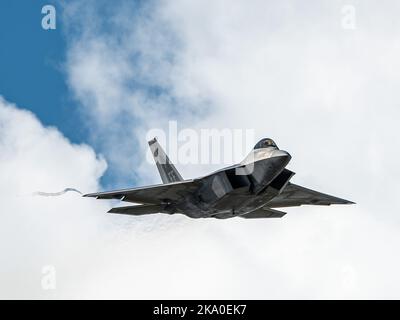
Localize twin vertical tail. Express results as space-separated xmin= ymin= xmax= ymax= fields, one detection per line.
xmin=148 ymin=137 xmax=183 ymax=184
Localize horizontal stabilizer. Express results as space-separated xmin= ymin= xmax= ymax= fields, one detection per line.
xmin=240 ymin=207 xmax=286 ymax=219
xmin=108 ymin=204 xmax=164 ymax=216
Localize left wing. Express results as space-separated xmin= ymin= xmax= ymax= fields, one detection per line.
xmin=267 ymin=182 xmax=354 ymax=208
xmin=84 ymin=179 xmax=199 ymax=204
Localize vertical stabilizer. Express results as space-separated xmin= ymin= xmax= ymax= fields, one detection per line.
xmin=148 ymin=138 xmax=183 ymax=184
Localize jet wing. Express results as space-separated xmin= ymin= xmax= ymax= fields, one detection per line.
xmin=267 ymin=183 xmax=354 ymax=208
xmin=83 ymin=179 xmax=199 ymax=204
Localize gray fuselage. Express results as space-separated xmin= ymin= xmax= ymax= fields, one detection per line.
xmin=168 ymin=147 xmax=292 ymax=218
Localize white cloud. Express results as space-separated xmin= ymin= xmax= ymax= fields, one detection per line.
xmin=0 ymin=96 xmax=107 ymax=298
xmin=2 ymin=0 xmax=399 ymax=298
xmin=1 ymin=93 xmax=400 ymax=299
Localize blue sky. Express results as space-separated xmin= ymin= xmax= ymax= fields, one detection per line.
xmin=0 ymin=0 xmax=172 ymax=188
xmin=0 ymin=1 xmax=85 ymax=143
xmin=0 ymin=0 xmax=150 ymax=187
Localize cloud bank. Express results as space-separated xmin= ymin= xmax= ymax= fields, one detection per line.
xmin=0 ymin=96 xmax=107 ymax=298
xmin=1 ymin=0 xmax=400 ymax=298
xmin=59 ymin=0 xmax=400 ymax=298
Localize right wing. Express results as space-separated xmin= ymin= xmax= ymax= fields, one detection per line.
xmin=267 ymin=182 xmax=354 ymax=208
xmin=84 ymin=179 xmax=199 ymax=204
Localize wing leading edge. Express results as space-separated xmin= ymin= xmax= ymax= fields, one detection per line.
xmin=267 ymin=182 xmax=354 ymax=208
xmin=83 ymin=179 xmax=198 ymax=204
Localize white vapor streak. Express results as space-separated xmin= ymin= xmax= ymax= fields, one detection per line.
xmin=33 ymin=188 xmax=83 ymax=197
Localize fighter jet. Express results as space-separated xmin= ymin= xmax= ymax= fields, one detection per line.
xmin=84 ymin=138 xmax=354 ymax=219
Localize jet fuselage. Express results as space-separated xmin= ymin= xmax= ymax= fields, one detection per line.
xmin=85 ymin=137 xmax=353 ymax=219
xmin=168 ymin=146 xmax=292 ymax=218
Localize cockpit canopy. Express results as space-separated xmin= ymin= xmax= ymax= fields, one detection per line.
xmin=254 ymin=138 xmax=278 ymax=150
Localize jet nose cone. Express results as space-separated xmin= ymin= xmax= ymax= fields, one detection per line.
xmin=272 ymin=149 xmax=291 ymax=160
xmin=271 ymin=150 xmax=291 ymax=167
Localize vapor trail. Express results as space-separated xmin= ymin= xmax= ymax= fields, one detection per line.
xmin=32 ymin=188 xmax=83 ymax=197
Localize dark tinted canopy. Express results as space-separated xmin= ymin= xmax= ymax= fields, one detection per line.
xmin=254 ymin=138 xmax=278 ymax=149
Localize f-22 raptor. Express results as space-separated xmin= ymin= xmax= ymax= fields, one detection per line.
xmin=85 ymin=138 xmax=353 ymax=219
